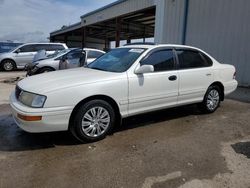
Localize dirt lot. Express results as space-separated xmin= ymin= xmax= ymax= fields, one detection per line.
xmin=0 ymin=71 xmax=250 ymax=188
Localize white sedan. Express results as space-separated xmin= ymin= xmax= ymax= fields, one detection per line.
xmin=10 ymin=44 xmax=237 ymax=142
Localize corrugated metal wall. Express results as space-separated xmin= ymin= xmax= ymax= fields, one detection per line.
xmin=185 ymin=0 xmax=250 ymax=86
xmin=81 ymin=0 xmax=155 ymax=26
xmin=155 ymin=0 xmax=250 ymax=86
xmin=154 ymin=0 xmax=185 ymax=44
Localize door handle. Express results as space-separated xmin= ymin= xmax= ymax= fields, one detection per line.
xmin=168 ymin=75 xmax=177 ymax=81
xmin=206 ymin=73 xmax=212 ymax=76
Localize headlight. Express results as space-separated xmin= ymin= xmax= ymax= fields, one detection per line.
xmin=19 ymin=91 xmax=46 ymax=108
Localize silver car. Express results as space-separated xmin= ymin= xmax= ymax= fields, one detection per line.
xmin=26 ymin=48 xmax=105 ymax=76
xmin=0 ymin=43 xmax=68 ymax=71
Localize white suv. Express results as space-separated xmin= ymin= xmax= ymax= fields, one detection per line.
xmin=10 ymin=44 xmax=237 ymax=142
xmin=0 ymin=43 xmax=68 ymax=71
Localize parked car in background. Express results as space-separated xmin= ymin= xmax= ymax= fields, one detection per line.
xmin=10 ymin=44 xmax=237 ymax=142
xmin=26 ymin=48 xmax=105 ymax=76
xmin=0 ymin=42 xmax=23 ymax=54
xmin=0 ymin=43 xmax=68 ymax=71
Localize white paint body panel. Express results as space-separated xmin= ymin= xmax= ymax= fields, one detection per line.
xmin=10 ymin=45 xmax=238 ymax=133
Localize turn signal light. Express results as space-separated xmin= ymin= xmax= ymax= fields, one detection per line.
xmin=17 ymin=114 xmax=42 ymax=121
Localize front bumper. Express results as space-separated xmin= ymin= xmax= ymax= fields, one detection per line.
xmin=10 ymin=92 xmax=73 ymax=133
xmin=25 ymin=63 xmax=39 ymax=76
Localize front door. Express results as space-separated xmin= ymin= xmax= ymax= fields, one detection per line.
xmin=128 ymin=49 xmax=179 ymax=116
xmin=14 ymin=44 xmax=36 ymax=66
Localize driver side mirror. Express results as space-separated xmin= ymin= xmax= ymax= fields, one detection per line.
xmin=134 ymin=64 xmax=154 ymax=74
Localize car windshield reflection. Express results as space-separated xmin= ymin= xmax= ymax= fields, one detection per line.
xmin=87 ymin=48 xmax=145 ymax=73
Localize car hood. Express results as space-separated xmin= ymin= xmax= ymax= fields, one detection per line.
xmin=36 ymin=58 xmax=57 ymax=66
xmin=18 ymin=68 xmax=124 ymax=94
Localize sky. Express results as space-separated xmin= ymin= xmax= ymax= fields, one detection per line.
xmin=0 ymin=0 xmax=116 ymax=43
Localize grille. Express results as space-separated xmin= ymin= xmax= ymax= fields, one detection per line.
xmin=15 ymin=86 xmax=22 ymax=100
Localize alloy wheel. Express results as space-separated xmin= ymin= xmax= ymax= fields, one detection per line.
xmin=81 ymin=106 xmax=110 ymax=137
xmin=206 ymin=89 xmax=220 ymax=111
xmin=3 ymin=61 xmax=14 ymax=71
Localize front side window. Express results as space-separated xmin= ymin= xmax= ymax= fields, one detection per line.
xmin=87 ymin=48 xmax=145 ymax=72
xmin=34 ymin=44 xmax=48 ymax=51
xmin=141 ymin=49 xmax=175 ymax=72
xmin=19 ymin=45 xmax=36 ymax=52
xmin=176 ymin=50 xmax=212 ymax=69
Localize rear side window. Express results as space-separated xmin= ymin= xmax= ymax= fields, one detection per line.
xmin=49 ymin=44 xmax=65 ymax=51
xmin=176 ymin=50 xmax=212 ymax=69
xmin=67 ymin=51 xmax=84 ymax=59
xmin=88 ymin=51 xmax=104 ymax=59
xmin=21 ymin=44 xmax=65 ymax=52
xmin=19 ymin=45 xmax=36 ymax=52
xmin=141 ymin=49 xmax=175 ymax=72
xmin=34 ymin=44 xmax=49 ymax=51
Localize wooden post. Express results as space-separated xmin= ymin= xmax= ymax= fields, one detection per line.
xmin=115 ymin=18 xmax=121 ymax=47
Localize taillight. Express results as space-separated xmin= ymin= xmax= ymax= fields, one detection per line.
xmin=233 ymin=71 xmax=236 ymax=79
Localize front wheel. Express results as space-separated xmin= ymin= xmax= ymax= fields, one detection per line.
xmin=70 ymin=100 xmax=116 ymax=142
xmin=199 ymin=85 xmax=221 ymax=113
xmin=2 ymin=59 xmax=16 ymax=71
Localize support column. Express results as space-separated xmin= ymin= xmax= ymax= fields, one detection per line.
xmin=81 ymin=27 xmax=86 ymax=48
xmin=104 ymin=38 xmax=109 ymax=51
xmin=50 ymin=36 xmax=55 ymax=42
xmin=154 ymin=0 xmax=186 ymax=44
xmin=64 ymin=35 xmax=68 ymax=46
xmin=143 ymin=26 xmax=146 ymax=43
xmin=115 ymin=18 xmax=121 ymax=47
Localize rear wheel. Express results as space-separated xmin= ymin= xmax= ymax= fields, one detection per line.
xmin=2 ymin=59 xmax=15 ymax=71
xmin=70 ymin=100 xmax=116 ymax=142
xmin=199 ymin=85 xmax=221 ymax=113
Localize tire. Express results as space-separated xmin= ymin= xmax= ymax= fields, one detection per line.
xmin=39 ymin=67 xmax=54 ymax=74
xmin=1 ymin=59 xmax=16 ymax=71
xmin=199 ymin=85 xmax=221 ymax=113
xmin=70 ymin=100 xmax=116 ymax=143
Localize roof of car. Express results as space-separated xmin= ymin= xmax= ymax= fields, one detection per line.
xmin=21 ymin=42 xmax=66 ymax=45
xmin=83 ymin=48 xmax=105 ymax=53
xmin=120 ymin=44 xmax=201 ymax=51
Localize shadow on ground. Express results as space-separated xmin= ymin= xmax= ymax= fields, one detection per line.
xmin=0 ymin=104 xmax=201 ymax=152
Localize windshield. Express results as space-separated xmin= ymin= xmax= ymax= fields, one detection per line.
xmin=87 ymin=48 xmax=145 ymax=72
xmin=47 ymin=49 xmax=71 ymax=59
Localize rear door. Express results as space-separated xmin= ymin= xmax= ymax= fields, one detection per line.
xmin=128 ymin=48 xmax=179 ymax=115
xmin=66 ymin=50 xmax=85 ymax=69
xmin=176 ymin=49 xmax=214 ymax=104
